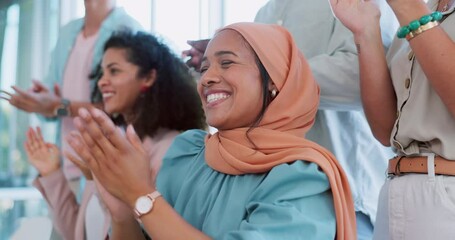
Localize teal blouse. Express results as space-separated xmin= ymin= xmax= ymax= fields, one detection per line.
xmin=157 ymin=130 xmax=336 ymax=239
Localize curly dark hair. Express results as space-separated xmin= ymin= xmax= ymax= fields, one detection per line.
xmin=91 ymin=31 xmax=206 ymax=140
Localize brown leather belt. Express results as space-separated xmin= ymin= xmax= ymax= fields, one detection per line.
xmin=388 ymin=156 xmax=455 ymax=176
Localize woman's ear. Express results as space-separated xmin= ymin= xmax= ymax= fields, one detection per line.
xmin=142 ymin=69 xmax=157 ymax=87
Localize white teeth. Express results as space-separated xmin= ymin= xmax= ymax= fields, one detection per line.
xmin=207 ymin=93 xmax=229 ymax=103
xmin=102 ymin=93 xmax=114 ymax=98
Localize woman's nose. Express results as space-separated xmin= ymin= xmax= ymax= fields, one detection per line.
xmin=97 ymin=74 xmax=108 ymax=88
xmin=199 ymin=67 xmax=220 ymax=87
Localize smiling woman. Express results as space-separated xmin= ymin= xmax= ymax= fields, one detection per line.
xmin=22 ymin=30 xmax=206 ymax=240
xmin=67 ymin=22 xmax=355 ymax=240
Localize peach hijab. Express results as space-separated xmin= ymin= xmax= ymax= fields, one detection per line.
xmin=204 ymin=22 xmax=355 ymax=239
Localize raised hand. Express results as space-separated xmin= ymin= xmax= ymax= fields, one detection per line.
xmin=182 ymin=39 xmax=210 ymax=71
xmin=94 ymin=175 xmax=136 ymax=223
xmin=67 ymin=108 xmax=154 ymax=207
xmin=329 ymin=0 xmax=381 ymax=37
xmin=65 ymin=134 xmax=135 ymax=222
xmin=1 ymin=82 xmax=61 ymax=117
xmin=24 ymin=127 xmax=60 ymax=176
xmin=65 ymin=147 xmax=93 ymax=180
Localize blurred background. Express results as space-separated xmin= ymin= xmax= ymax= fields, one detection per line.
xmin=0 ymin=0 xmax=268 ymax=239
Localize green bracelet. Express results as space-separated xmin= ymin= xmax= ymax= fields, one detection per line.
xmin=397 ymin=11 xmax=443 ymax=39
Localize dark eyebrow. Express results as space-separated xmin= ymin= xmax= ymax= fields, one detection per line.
xmin=201 ymin=50 xmax=238 ymax=63
xmin=105 ymin=62 xmax=119 ymax=68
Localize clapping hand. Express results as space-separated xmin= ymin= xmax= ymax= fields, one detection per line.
xmin=66 ymin=108 xmax=154 ymax=207
xmin=24 ymin=127 xmax=60 ymax=176
xmin=182 ymin=39 xmax=210 ymax=71
xmin=1 ymin=80 xmax=62 ymax=117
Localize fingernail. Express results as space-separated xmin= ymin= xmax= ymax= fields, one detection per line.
xmin=128 ymin=124 xmax=136 ymax=134
xmin=92 ymin=108 xmax=102 ymax=117
xmin=79 ymin=108 xmax=89 ymax=119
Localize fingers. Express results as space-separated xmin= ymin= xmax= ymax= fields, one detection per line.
xmin=0 ymin=90 xmax=12 ymax=101
xmin=46 ymin=143 xmax=60 ymax=155
xmin=66 ymin=132 xmax=100 ymax=172
xmin=24 ymin=138 xmax=33 ymax=159
xmin=89 ymin=108 xmax=128 ymax=151
xmin=7 ymin=88 xmax=35 ymax=112
xmin=187 ymin=39 xmax=210 ymax=53
xmin=29 ymin=127 xmax=46 ymax=152
xmin=11 ymin=86 xmax=34 ymax=101
xmin=53 ymin=84 xmax=61 ymax=97
xmin=73 ymin=117 xmax=108 ymax=164
xmin=27 ymin=128 xmax=39 ymax=152
xmin=126 ymin=124 xmax=146 ymax=155
xmin=35 ymin=127 xmax=47 ymax=150
xmin=31 ymin=80 xmax=48 ymax=92
xmin=65 ymin=150 xmax=93 ymax=180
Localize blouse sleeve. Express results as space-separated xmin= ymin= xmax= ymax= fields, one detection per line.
xmin=33 ymin=169 xmax=80 ymax=239
xmin=222 ymin=161 xmax=336 ymax=240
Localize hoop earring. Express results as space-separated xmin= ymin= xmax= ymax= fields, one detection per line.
xmin=271 ymin=89 xmax=277 ymax=98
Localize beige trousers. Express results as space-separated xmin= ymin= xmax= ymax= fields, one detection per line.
xmin=373 ymin=173 xmax=455 ymax=240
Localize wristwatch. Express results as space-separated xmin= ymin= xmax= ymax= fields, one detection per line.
xmin=134 ymin=191 xmax=161 ymax=218
xmin=54 ymin=98 xmax=71 ymax=117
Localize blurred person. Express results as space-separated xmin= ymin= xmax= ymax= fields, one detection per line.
xmin=1 ymin=0 xmax=142 ymax=191
xmin=24 ymin=30 xmax=206 ymax=240
xmin=330 ymin=0 xmax=455 ymax=239
xmin=68 ymin=22 xmax=356 ymax=240
xmin=182 ymin=1 xmax=398 ymax=239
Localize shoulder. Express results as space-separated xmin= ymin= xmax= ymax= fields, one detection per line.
xmin=252 ymin=161 xmax=331 ymax=201
xmin=60 ymin=18 xmax=84 ymax=34
xmin=156 ymin=129 xmax=207 ymax=174
xmin=56 ymin=18 xmax=83 ymax=42
xmin=164 ymin=129 xmax=207 ymax=160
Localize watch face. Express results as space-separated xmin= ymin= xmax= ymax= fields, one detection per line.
xmin=56 ymin=107 xmax=69 ymax=117
xmin=136 ymin=196 xmax=153 ymax=214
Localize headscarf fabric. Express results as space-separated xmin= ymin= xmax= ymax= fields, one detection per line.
xmin=204 ymin=22 xmax=356 ymax=240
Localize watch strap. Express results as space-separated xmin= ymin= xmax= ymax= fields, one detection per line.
xmin=134 ymin=190 xmax=162 ymax=218
xmin=54 ymin=98 xmax=71 ymax=117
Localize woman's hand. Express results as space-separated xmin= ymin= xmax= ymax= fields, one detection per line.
xmin=24 ymin=127 xmax=60 ymax=176
xmin=94 ymin=175 xmax=136 ymax=223
xmin=66 ymin=141 xmax=137 ymax=223
xmin=329 ymin=0 xmax=382 ymax=38
xmin=65 ymin=148 xmax=93 ymax=180
xmin=2 ymin=81 xmax=62 ymax=118
xmin=66 ymin=108 xmax=154 ymax=207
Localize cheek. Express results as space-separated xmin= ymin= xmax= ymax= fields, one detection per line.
xmin=196 ymin=84 xmax=205 ymax=103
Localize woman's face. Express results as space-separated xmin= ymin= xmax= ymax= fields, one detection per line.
xmin=198 ymin=30 xmax=263 ymax=130
xmin=98 ymin=48 xmax=150 ymax=118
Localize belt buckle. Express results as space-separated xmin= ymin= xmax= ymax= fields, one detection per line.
xmin=389 ymin=156 xmax=405 ymax=177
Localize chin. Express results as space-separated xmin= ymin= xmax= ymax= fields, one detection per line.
xmin=103 ymin=106 xmax=117 ymax=115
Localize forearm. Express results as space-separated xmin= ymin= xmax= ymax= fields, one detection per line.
xmin=355 ymin=24 xmax=396 ymax=146
xmin=33 ymin=170 xmax=79 ymax=239
xmin=391 ymin=2 xmax=455 ymax=117
xmin=111 ymin=218 xmax=146 ymax=240
xmin=139 ymin=198 xmax=211 ymax=240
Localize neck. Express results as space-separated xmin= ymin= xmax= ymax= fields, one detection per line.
xmin=83 ymin=1 xmax=115 ymax=37
xmin=123 ymin=112 xmax=135 ymax=125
